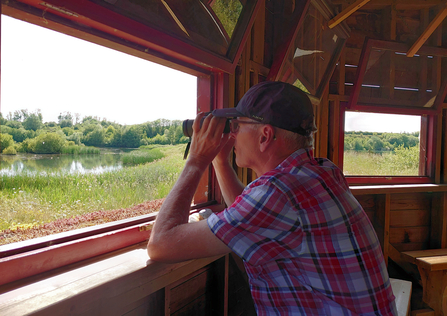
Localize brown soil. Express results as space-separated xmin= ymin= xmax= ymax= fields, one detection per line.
xmin=0 ymin=199 xmax=164 ymax=246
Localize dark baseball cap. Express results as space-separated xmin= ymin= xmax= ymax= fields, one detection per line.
xmin=212 ymin=81 xmax=314 ymax=135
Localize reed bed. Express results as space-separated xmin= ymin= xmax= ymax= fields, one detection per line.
xmin=0 ymin=144 xmax=186 ymax=231
xmin=121 ymin=147 xmax=164 ymax=165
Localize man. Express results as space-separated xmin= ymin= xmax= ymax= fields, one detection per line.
xmin=147 ymin=81 xmax=397 ymax=315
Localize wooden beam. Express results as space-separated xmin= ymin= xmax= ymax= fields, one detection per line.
xmin=328 ymin=0 xmax=371 ymax=29
xmin=407 ymin=4 xmax=447 ymax=57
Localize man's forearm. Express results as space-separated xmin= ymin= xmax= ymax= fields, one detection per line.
xmin=212 ymin=159 xmax=245 ymax=206
xmin=149 ymin=160 xmax=206 ymax=243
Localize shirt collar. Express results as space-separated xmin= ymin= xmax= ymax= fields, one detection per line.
xmin=277 ymin=147 xmax=314 ymax=170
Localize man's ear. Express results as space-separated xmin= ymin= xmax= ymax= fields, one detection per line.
xmin=259 ymin=125 xmax=275 ymax=152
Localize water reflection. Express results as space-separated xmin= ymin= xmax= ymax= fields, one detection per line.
xmin=0 ymin=149 xmax=126 ymax=176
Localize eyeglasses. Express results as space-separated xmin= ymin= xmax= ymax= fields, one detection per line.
xmin=229 ymin=119 xmax=265 ymax=133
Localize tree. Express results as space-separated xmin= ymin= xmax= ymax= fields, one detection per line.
xmin=83 ymin=126 xmax=106 ymax=147
xmin=60 ymin=119 xmax=73 ymax=128
xmin=58 ymin=111 xmax=73 ymax=125
xmin=0 ymin=112 xmax=7 ymax=125
xmin=23 ymin=113 xmax=43 ymax=131
xmin=32 ymin=132 xmax=66 ymax=154
xmin=0 ymin=133 xmax=14 ymax=153
xmin=121 ymin=126 xmax=142 ymax=148
xmin=367 ymin=136 xmax=384 ymax=152
xmin=6 ymin=120 xmax=22 ymax=129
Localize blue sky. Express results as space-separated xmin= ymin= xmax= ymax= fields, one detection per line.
xmin=1 ymin=15 xmax=197 ymax=125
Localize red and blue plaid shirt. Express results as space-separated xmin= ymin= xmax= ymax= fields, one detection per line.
xmin=208 ymin=148 xmax=396 ymax=315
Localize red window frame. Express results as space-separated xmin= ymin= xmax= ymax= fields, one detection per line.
xmin=341 ymin=38 xmax=447 ymax=185
xmin=0 ymin=3 xmax=233 ymax=286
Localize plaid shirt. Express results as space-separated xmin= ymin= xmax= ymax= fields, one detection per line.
xmin=208 ymin=148 xmax=396 ymax=315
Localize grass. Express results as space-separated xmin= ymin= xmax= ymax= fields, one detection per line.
xmin=343 ymin=150 xmax=419 ymax=176
xmin=121 ymin=147 xmax=164 ymax=165
xmin=0 ymin=144 xmax=186 ymax=230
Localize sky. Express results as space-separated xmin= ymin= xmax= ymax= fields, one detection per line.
xmin=1 ymin=15 xmax=197 ymax=125
xmin=345 ymin=112 xmax=420 ymax=133
xmin=1 ymin=15 xmax=421 ymax=133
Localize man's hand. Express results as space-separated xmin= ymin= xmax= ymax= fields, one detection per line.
xmin=188 ymin=112 xmax=229 ymax=168
xmin=147 ymin=112 xmax=232 ymax=262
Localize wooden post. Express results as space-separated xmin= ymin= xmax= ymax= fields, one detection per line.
xmin=430 ymin=192 xmax=447 ymax=249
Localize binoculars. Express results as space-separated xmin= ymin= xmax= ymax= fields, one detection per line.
xmin=182 ymin=113 xmax=230 ymax=137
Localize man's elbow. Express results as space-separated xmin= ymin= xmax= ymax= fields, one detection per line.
xmin=147 ymin=239 xmax=178 ymax=263
xmin=147 ymin=239 xmax=164 ymax=261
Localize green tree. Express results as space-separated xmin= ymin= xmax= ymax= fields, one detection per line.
xmin=211 ymin=0 xmax=243 ymax=37
xmin=67 ymin=132 xmax=83 ymax=145
xmin=32 ymin=132 xmax=66 ymax=154
xmin=367 ymin=136 xmax=384 ymax=152
xmin=122 ymin=126 xmax=142 ymax=148
xmin=83 ymin=126 xmax=106 ymax=147
xmin=23 ymin=113 xmax=43 ymax=131
xmin=60 ymin=119 xmax=73 ymax=128
xmin=62 ymin=127 xmax=74 ymax=136
xmin=3 ymin=146 xmax=17 ymax=155
xmin=0 ymin=112 xmax=7 ymax=125
xmin=6 ymin=120 xmax=22 ymax=129
xmin=0 ymin=133 xmax=14 ymax=153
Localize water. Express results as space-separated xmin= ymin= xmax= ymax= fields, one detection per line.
xmin=0 ymin=149 xmax=129 ymax=176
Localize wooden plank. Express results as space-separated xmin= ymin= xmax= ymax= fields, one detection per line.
xmin=328 ymin=0 xmax=371 ymax=29
xmin=411 ymin=309 xmax=435 ymax=316
xmin=443 ymin=110 xmax=447 ymax=183
xmin=350 ymin=184 xmax=447 ymax=196
xmin=402 ymin=249 xmax=447 ymax=262
xmin=407 ymin=4 xmax=447 ymax=57
xmin=390 ymin=227 xmax=430 ymax=244
xmin=169 ymin=268 xmax=209 ymax=313
xmin=329 ymin=99 xmax=340 ymax=165
xmin=251 ymin=0 xmax=265 ymax=66
xmin=393 ymin=242 xmax=430 ymax=253
xmin=417 ymin=256 xmax=447 ymax=271
xmin=390 ymin=210 xmax=430 ymax=228
xmin=390 ymin=193 xmax=430 ymax=211
xmin=430 ymin=192 xmax=447 ymax=249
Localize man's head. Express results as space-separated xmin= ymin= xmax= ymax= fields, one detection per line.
xmin=212 ymin=81 xmax=317 ymax=150
xmin=212 ymin=81 xmax=315 ymax=136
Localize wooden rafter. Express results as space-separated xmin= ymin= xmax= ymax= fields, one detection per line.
xmin=407 ymin=3 xmax=447 ymax=57
xmin=328 ymin=0 xmax=371 ymax=29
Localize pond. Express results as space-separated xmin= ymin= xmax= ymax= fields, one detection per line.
xmin=0 ymin=148 xmax=131 ymax=176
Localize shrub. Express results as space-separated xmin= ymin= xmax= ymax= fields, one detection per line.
xmin=32 ymin=132 xmax=66 ymax=154
xmin=2 ymin=146 xmax=17 ymax=155
xmin=385 ymin=144 xmax=419 ymax=170
xmin=17 ymin=138 xmax=37 ymax=153
xmin=0 ymin=133 xmax=14 ymax=153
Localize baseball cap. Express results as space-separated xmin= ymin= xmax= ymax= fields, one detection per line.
xmin=212 ymin=81 xmax=314 ymax=135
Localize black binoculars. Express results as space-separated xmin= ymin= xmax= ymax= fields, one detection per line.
xmin=182 ymin=113 xmax=230 ymax=137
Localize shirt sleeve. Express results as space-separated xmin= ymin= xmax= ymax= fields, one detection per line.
xmin=207 ymin=180 xmax=304 ymax=267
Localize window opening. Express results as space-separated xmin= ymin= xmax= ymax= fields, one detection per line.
xmin=343 ymin=111 xmax=423 ymax=177
xmin=0 ymin=16 xmax=197 ymax=245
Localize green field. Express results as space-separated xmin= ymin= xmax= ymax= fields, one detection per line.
xmin=343 ymin=148 xmax=419 ymax=176
xmin=0 ymin=144 xmax=186 ymax=231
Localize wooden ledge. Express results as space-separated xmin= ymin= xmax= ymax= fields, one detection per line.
xmin=402 ymin=249 xmax=447 ymax=272
xmin=350 ymin=184 xmax=447 ymax=195
xmin=0 ymin=242 xmax=224 ymax=316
